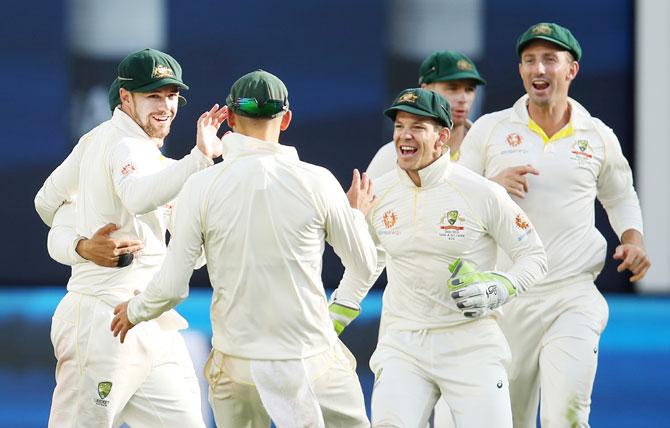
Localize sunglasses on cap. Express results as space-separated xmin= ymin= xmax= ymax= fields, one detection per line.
xmin=231 ymin=98 xmax=287 ymax=117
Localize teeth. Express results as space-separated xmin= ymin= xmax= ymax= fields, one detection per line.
xmin=400 ymin=146 xmax=416 ymax=151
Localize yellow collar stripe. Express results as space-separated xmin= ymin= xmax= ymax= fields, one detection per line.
xmin=528 ymin=119 xmax=574 ymax=144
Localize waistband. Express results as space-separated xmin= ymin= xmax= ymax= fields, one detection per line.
xmin=523 ymin=273 xmax=596 ymax=295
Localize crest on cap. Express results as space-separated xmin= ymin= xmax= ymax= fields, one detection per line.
xmin=152 ymin=64 xmax=175 ymax=79
xmin=456 ymin=59 xmax=474 ymax=71
xmin=398 ymin=92 xmax=418 ymax=104
xmin=531 ymin=24 xmax=553 ymax=35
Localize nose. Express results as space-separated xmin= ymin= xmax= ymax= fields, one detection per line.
xmin=536 ymin=61 xmax=546 ymax=75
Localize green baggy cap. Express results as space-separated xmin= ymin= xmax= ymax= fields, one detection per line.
xmin=225 ymin=70 xmax=289 ymax=118
xmin=516 ymin=23 xmax=582 ymax=61
xmin=384 ymin=88 xmax=453 ymax=129
xmin=418 ymin=51 xmax=486 ymax=86
xmin=117 ymin=48 xmax=188 ymax=101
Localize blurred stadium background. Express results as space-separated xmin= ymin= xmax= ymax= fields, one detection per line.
xmin=1 ymin=0 xmax=668 ymax=426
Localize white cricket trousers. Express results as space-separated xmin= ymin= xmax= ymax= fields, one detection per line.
xmin=48 ymin=291 xmax=205 ymax=427
xmin=205 ymin=340 xmax=370 ymax=428
xmin=370 ymin=318 xmax=512 ymax=428
xmin=497 ymin=276 xmax=609 ymax=428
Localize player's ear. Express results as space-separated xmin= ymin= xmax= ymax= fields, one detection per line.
xmin=437 ymin=126 xmax=450 ymax=147
xmin=567 ymin=59 xmax=579 ymax=82
xmin=119 ymin=88 xmax=132 ymax=106
xmin=280 ymin=110 xmax=292 ymax=131
xmin=227 ymin=110 xmax=237 ymax=128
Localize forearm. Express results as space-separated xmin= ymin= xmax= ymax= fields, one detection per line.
xmin=48 ymin=225 xmax=87 ymax=266
xmin=117 ymin=147 xmax=212 ymax=215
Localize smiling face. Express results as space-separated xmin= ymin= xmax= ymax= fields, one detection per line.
xmin=423 ymin=79 xmax=477 ymax=127
xmin=519 ymin=40 xmax=578 ymax=108
xmin=393 ymin=111 xmax=449 ymax=183
xmin=121 ymin=85 xmax=180 ymax=144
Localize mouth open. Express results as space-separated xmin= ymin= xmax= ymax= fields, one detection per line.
xmin=399 ymin=145 xmax=418 ymax=157
xmin=532 ymin=80 xmax=549 ymax=91
xmin=152 ymin=114 xmax=171 ymax=123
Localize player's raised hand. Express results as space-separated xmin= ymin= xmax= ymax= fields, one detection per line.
xmin=196 ymin=104 xmax=227 ymax=159
xmin=76 ymin=223 xmax=143 ymax=268
xmin=111 ymin=300 xmax=135 ymax=344
xmin=346 ymin=169 xmax=378 ymax=216
xmin=492 ymin=164 xmax=540 ymax=198
xmin=613 ymin=243 xmax=651 ymax=282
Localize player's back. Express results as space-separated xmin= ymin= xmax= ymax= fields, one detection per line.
xmin=194 ymin=133 xmax=346 ymax=359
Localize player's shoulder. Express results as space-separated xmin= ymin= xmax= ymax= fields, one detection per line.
xmin=471 ymin=107 xmax=514 ymax=130
xmin=570 ymin=98 xmax=619 ymax=143
xmin=374 ymin=168 xmax=401 ymax=194
xmin=450 ymin=163 xmax=507 ymax=198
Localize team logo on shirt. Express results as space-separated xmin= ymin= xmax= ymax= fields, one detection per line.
xmin=571 ymin=139 xmax=593 ymax=158
xmin=439 ymin=210 xmax=465 ymax=240
xmin=95 ymin=381 xmax=112 ymax=407
xmin=120 ymin=163 xmax=137 ymax=176
xmin=506 ymin=133 xmax=523 ymax=147
xmin=382 ymin=210 xmax=398 ymax=229
xmin=515 ymin=213 xmax=529 ymax=230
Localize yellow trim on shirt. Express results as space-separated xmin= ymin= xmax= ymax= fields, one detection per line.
xmin=528 ymin=119 xmax=574 ymax=144
xmin=450 ymin=150 xmax=459 ymax=161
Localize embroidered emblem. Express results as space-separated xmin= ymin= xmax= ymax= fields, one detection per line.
xmin=120 ymin=163 xmax=137 ymax=176
xmin=506 ymin=133 xmax=523 ymax=148
xmin=152 ymin=64 xmax=175 ymax=79
xmin=383 ymin=211 xmax=397 ymax=229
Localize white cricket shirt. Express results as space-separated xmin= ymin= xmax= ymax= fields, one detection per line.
xmin=34 ymin=108 xmax=213 ymax=304
xmin=336 ymin=153 xmax=547 ymax=331
xmin=128 ymin=133 xmax=378 ymax=359
xmin=458 ymin=95 xmax=643 ymax=285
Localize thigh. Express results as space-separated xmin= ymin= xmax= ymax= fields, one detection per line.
xmin=539 ymin=294 xmax=607 ymax=428
xmin=440 ymin=323 xmax=512 ymax=428
xmin=205 ymin=350 xmax=270 ymax=428
xmin=370 ymin=355 xmax=438 ymax=428
xmin=49 ymin=302 xmax=80 ymax=428
xmin=311 ymin=343 xmax=369 ymax=428
xmin=121 ymin=332 xmax=205 ymax=428
xmin=50 ymin=294 xmax=143 ymax=428
xmin=497 ymin=297 xmax=543 ymax=428
xmin=432 ymin=398 xmax=455 ymax=428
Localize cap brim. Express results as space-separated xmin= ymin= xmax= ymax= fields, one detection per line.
xmin=518 ymin=36 xmax=577 ymax=59
xmin=384 ymin=105 xmax=441 ymax=122
xmin=133 ymin=77 xmax=190 ymax=93
xmin=431 ymin=72 xmax=486 ymax=86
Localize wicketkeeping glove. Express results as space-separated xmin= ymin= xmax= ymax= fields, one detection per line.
xmin=447 ymin=258 xmax=517 ymax=318
xmin=328 ymin=290 xmax=361 ymax=335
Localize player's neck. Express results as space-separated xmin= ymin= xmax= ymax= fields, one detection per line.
xmin=234 ymin=125 xmax=281 ymax=144
xmin=527 ymin=99 xmax=571 ymax=139
xmin=446 ymin=124 xmax=466 ymax=156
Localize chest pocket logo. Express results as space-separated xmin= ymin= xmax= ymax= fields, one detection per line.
xmin=439 ymin=210 xmax=465 ymax=240
xmin=378 ymin=210 xmax=401 ymax=236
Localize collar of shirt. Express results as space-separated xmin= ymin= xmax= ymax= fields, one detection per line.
xmin=509 ymin=95 xmax=596 ymax=143
xmin=221 ymin=132 xmax=299 ymax=161
xmin=395 ymin=150 xmax=452 ymax=188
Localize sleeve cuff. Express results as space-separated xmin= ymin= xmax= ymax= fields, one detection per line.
xmin=190 ymin=146 xmax=214 ymax=168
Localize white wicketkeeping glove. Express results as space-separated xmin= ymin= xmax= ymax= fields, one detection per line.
xmin=328 ymin=290 xmax=361 ymax=335
xmin=447 ymin=258 xmax=517 ymax=318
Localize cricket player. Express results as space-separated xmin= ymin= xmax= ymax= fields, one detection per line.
xmin=366 ymin=50 xmax=485 ymax=428
xmin=337 ymin=87 xmax=547 ymax=427
xmin=110 ymin=70 xmax=378 ymax=428
xmin=459 ymin=23 xmax=651 ymax=427
xmin=34 ymin=48 xmax=227 ymax=427
xmin=366 ymin=50 xmax=485 ymax=179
